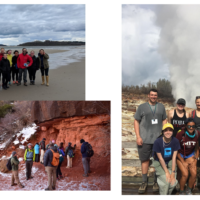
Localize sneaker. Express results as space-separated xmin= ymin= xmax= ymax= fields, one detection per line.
xmin=138 ymin=182 xmax=148 ymax=194
xmin=6 ymin=86 xmax=9 ymax=89
xmin=13 ymin=81 xmax=15 ymax=84
xmin=185 ymin=189 xmax=193 ymax=195
xmin=11 ymin=183 xmax=17 ymax=186
xmin=179 ymin=191 xmax=185 ymax=195
xmin=83 ymin=174 xmax=88 ymax=177
xmin=16 ymin=81 xmax=18 ymax=84
xmin=24 ymin=82 xmax=27 ymax=86
xmin=30 ymin=176 xmax=34 ymax=179
xmin=52 ymin=186 xmax=56 ymax=190
xmin=9 ymin=82 xmax=11 ymax=85
xmin=3 ymin=87 xmax=7 ymax=90
xmin=17 ymin=83 xmax=21 ymax=86
xmin=33 ymin=81 xmax=35 ymax=85
xmin=45 ymin=187 xmax=51 ymax=191
xmin=19 ymin=185 xmax=25 ymax=188
xmin=152 ymin=182 xmax=159 ymax=192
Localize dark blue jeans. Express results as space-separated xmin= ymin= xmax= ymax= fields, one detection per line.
xmin=18 ymin=68 xmax=27 ymax=83
xmin=40 ymin=68 xmax=49 ymax=76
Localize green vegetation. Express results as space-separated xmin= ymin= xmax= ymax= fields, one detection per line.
xmin=122 ymin=79 xmax=174 ymax=98
xmin=0 ymin=104 xmax=13 ymax=118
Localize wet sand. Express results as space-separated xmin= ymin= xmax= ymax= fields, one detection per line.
xmin=0 ymin=58 xmax=85 ymax=100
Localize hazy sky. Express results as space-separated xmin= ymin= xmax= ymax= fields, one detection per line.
xmin=0 ymin=4 xmax=85 ymax=45
xmin=122 ymin=4 xmax=169 ymax=86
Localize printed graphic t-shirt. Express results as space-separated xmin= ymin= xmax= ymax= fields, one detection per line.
xmin=176 ymin=130 xmax=200 ymax=156
xmin=134 ymin=102 xmax=167 ymax=144
xmin=153 ymin=136 xmax=180 ymax=164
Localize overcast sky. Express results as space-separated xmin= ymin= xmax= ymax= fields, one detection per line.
xmin=0 ymin=4 xmax=85 ymax=45
xmin=122 ymin=4 xmax=169 ymax=86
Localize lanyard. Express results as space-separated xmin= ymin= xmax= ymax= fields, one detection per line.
xmin=148 ymin=102 xmax=157 ymax=119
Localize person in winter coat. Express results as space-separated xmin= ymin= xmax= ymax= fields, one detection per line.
xmin=34 ymin=143 xmax=40 ymax=162
xmin=11 ymin=151 xmax=24 ymax=188
xmin=44 ymin=144 xmax=58 ymax=190
xmin=37 ymin=49 xmax=50 ymax=86
xmin=11 ymin=50 xmax=19 ymax=84
xmin=46 ymin=141 xmax=52 ymax=150
xmin=65 ymin=142 xmax=76 ymax=168
xmin=28 ymin=50 xmax=39 ymax=85
xmin=59 ymin=142 xmax=64 ymax=152
xmin=7 ymin=50 xmax=12 ymax=85
xmin=57 ymin=147 xmax=65 ymax=180
xmin=39 ymin=138 xmax=46 ymax=164
xmin=24 ymin=143 xmax=35 ymax=180
xmin=0 ymin=53 xmax=10 ymax=90
xmin=0 ymin=48 xmax=5 ymax=85
xmin=80 ymin=139 xmax=91 ymax=177
xmin=17 ymin=48 xmax=33 ymax=86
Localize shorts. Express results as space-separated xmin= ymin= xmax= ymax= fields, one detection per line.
xmin=137 ymin=143 xmax=153 ymax=162
xmin=180 ymin=151 xmax=195 ymax=159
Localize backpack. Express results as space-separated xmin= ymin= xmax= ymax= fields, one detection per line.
xmin=50 ymin=149 xmax=60 ymax=166
xmin=85 ymin=143 xmax=94 ymax=157
xmin=192 ymin=110 xmax=196 ymax=118
xmin=6 ymin=158 xmax=12 ymax=171
xmin=68 ymin=149 xmax=74 ymax=158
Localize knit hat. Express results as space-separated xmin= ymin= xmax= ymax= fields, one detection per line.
xmin=12 ymin=151 xmax=17 ymax=157
xmin=43 ymin=138 xmax=46 ymax=140
xmin=185 ymin=118 xmax=196 ymax=125
xmin=28 ymin=143 xmax=32 ymax=147
xmin=68 ymin=142 xmax=72 ymax=146
xmin=52 ymin=140 xmax=55 ymax=143
xmin=80 ymin=139 xmax=85 ymax=143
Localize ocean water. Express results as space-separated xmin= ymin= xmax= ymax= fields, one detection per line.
xmin=4 ymin=46 xmax=85 ymax=69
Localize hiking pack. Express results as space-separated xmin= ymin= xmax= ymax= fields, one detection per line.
xmin=85 ymin=143 xmax=94 ymax=157
xmin=6 ymin=158 xmax=12 ymax=171
xmin=68 ymin=149 xmax=74 ymax=158
xmin=50 ymin=149 xmax=60 ymax=166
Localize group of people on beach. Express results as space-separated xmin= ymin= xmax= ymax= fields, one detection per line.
xmin=0 ymin=47 xmax=50 ymax=90
xmin=134 ymin=88 xmax=200 ymax=195
xmin=10 ymin=138 xmax=93 ymax=190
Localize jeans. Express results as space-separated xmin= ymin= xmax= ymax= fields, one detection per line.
xmin=40 ymin=67 xmax=49 ymax=76
xmin=18 ymin=68 xmax=27 ymax=83
xmin=82 ymin=157 xmax=90 ymax=174
xmin=26 ymin=160 xmax=33 ymax=179
xmin=28 ymin=67 xmax=37 ymax=81
xmin=56 ymin=161 xmax=63 ymax=178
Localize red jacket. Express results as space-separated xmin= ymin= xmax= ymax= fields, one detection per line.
xmin=0 ymin=53 xmax=4 ymax=61
xmin=17 ymin=53 xmax=33 ymax=69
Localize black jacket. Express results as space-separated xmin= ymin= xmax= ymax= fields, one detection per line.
xmin=39 ymin=140 xmax=45 ymax=150
xmin=0 ymin=58 xmax=10 ymax=73
xmin=12 ymin=55 xmax=19 ymax=68
xmin=29 ymin=55 xmax=39 ymax=70
xmin=43 ymin=146 xmax=58 ymax=167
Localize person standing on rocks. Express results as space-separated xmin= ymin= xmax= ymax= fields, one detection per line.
xmin=44 ymin=144 xmax=59 ymax=190
xmin=134 ymin=88 xmax=167 ymax=194
xmin=11 ymin=151 xmax=24 ymax=188
xmin=152 ymin=123 xmax=180 ymax=195
xmin=39 ymin=138 xmax=46 ymax=164
xmin=57 ymin=146 xmax=65 ymax=180
xmin=168 ymin=98 xmax=189 ymax=137
xmin=37 ymin=49 xmax=50 ymax=86
xmin=17 ymin=48 xmax=33 ymax=86
xmin=24 ymin=143 xmax=35 ymax=180
xmin=80 ymin=139 xmax=93 ymax=177
xmin=11 ymin=50 xmax=19 ymax=84
xmin=34 ymin=143 xmax=40 ymax=162
xmin=65 ymin=142 xmax=76 ymax=168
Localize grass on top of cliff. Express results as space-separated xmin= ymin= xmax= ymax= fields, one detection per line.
xmin=0 ymin=104 xmax=13 ymax=118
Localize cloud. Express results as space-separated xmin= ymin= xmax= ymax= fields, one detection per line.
xmin=0 ymin=4 xmax=85 ymax=45
xmin=122 ymin=5 xmax=169 ymax=86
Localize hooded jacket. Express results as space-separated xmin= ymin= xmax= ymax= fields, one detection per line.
xmin=34 ymin=144 xmax=40 ymax=154
xmin=81 ymin=142 xmax=89 ymax=158
xmin=43 ymin=146 xmax=58 ymax=167
xmin=7 ymin=54 xmax=12 ymax=67
xmin=17 ymin=53 xmax=33 ymax=69
xmin=24 ymin=148 xmax=35 ymax=161
xmin=0 ymin=58 xmax=10 ymax=73
xmin=11 ymin=156 xmax=20 ymax=171
xmin=29 ymin=55 xmax=39 ymax=70
xmin=12 ymin=55 xmax=19 ymax=68
xmin=38 ymin=53 xmax=49 ymax=69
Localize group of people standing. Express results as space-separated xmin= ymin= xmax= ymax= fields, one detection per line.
xmin=0 ymin=47 xmax=50 ymax=90
xmin=134 ymin=88 xmax=200 ymax=195
xmin=10 ymin=138 xmax=93 ymax=190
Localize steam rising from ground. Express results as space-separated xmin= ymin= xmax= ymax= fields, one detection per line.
xmin=155 ymin=5 xmax=200 ymax=108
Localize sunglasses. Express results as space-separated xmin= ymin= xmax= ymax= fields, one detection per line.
xmin=196 ymin=96 xmax=200 ymax=100
xmin=187 ymin=125 xmax=196 ymax=129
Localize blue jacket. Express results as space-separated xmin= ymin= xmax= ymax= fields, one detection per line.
xmin=34 ymin=144 xmax=40 ymax=154
xmin=81 ymin=142 xmax=89 ymax=158
xmin=44 ymin=146 xmax=58 ymax=167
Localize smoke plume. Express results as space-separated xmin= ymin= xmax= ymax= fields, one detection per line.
xmin=155 ymin=5 xmax=200 ymax=108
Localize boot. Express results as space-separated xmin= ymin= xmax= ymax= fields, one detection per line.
xmin=41 ymin=76 xmax=45 ymax=85
xmin=46 ymin=76 xmax=49 ymax=86
xmin=32 ymin=80 xmax=35 ymax=85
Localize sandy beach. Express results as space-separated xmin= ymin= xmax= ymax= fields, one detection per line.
xmin=0 ymin=48 xmax=85 ymax=100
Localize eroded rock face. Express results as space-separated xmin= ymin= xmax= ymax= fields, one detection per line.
xmin=31 ymin=101 xmax=110 ymax=123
